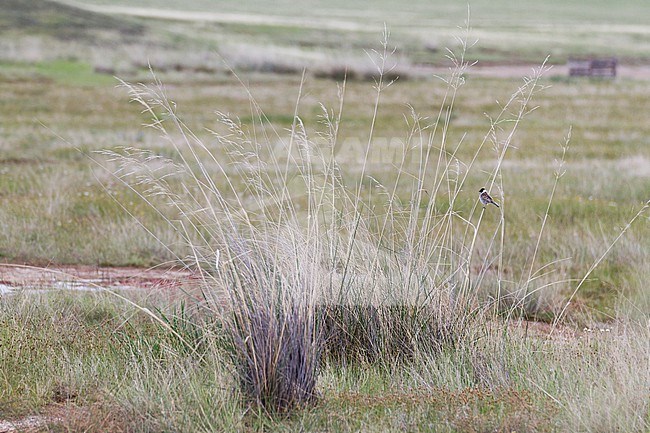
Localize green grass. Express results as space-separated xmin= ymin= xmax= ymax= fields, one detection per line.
xmin=1 ymin=4 xmax=649 ymax=431
xmin=0 ymin=292 xmax=241 ymax=431
xmin=1 ymin=72 xmax=648 ymax=291
xmin=0 ymin=83 xmax=647 ymax=430
xmin=0 ymin=60 xmax=117 ymax=86
xmin=32 ymin=60 xmax=117 ymax=86
xmin=1 ymin=292 xmax=647 ymax=432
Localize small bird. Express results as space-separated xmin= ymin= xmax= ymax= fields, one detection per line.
xmin=478 ymin=187 xmax=499 ymax=208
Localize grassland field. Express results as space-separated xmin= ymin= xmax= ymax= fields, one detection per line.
xmin=0 ymin=1 xmax=649 ymax=432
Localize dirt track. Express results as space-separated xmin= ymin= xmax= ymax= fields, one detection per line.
xmin=453 ymin=64 xmax=650 ymax=80
xmin=0 ymin=264 xmax=194 ymax=294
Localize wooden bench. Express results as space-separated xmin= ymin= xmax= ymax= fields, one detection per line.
xmin=568 ymin=57 xmax=617 ymax=78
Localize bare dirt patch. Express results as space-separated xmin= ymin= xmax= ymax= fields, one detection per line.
xmin=0 ymin=415 xmax=54 ymax=433
xmin=0 ymin=401 xmax=131 ymax=433
xmin=0 ymin=263 xmax=196 ymax=295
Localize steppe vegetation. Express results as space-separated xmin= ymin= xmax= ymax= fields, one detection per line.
xmin=1 ymin=1 xmax=649 ymax=432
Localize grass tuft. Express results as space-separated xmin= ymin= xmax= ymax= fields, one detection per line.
xmin=79 ymin=26 xmax=650 ymax=425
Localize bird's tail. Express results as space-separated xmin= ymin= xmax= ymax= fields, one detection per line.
xmin=493 ymin=202 xmax=500 ymax=208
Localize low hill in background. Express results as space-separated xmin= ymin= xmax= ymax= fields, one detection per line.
xmin=2 ymin=0 xmax=649 ymax=80
xmin=0 ymin=0 xmax=144 ymax=42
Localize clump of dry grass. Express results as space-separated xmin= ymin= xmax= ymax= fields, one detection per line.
xmin=93 ymin=22 xmax=650 ymax=418
xmin=93 ymin=23 xmax=546 ymax=412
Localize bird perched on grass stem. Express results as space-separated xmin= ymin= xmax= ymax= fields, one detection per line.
xmin=478 ymin=187 xmax=499 ymax=208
